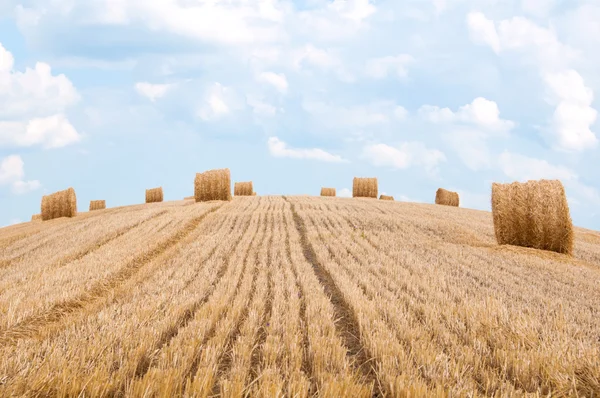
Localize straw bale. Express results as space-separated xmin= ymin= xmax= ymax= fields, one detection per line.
xmin=89 ymin=200 xmax=106 ymax=211
xmin=379 ymin=195 xmax=394 ymax=201
xmin=252 ymin=192 xmax=257 ymax=196
xmin=184 ymin=196 xmax=195 ymax=200
xmin=145 ymin=187 xmax=164 ymax=203
xmin=320 ymin=188 xmax=336 ymax=197
xmin=352 ymin=177 xmax=378 ymax=198
xmin=435 ymin=188 xmax=459 ymax=207
xmin=41 ymin=187 xmax=77 ymax=221
xmin=195 ymin=168 xmax=232 ymax=202
xmin=31 ymin=214 xmax=42 ymax=222
xmin=234 ymin=181 xmax=253 ymax=196
xmin=491 ymin=179 xmax=574 ymax=255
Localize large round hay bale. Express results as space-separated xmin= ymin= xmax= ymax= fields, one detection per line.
xmin=145 ymin=187 xmax=164 ymax=203
xmin=41 ymin=187 xmax=77 ymax=221
xmin=320 ymin=188 xmax=336 ymax=197
xmin=379 ymin=195 xmax=394 ymax=201
xmin=195 ymin=168 xmax=232 ymax=202
xmin=89 ymin=200 xmax=106 ymax=211
xmin=234 ymin=181 xmax=253 ymax=196
xmin=491 ymin=179 xmax=574 ymax=255
xmin=352 ymin=177 xmax=378 ymax=198
xmin=31 ymin=214 xmax=42 ymax=222
xmin=435 ymin=188 xmax=459 ymax=207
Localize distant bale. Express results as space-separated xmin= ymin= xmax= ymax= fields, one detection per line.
xmin=89 ymin=200 xmax=106 ymax=211
xmin=380 ymin=195 xmax=394 ymax=201
xmin=252 ymin=192 xmax=257 ymax=196
xmin=234 ymin=181 xmax=253 ymax=196
xmin=184 ymin=196 xmax=195 ymax=200
xmin=41 ymin=187 xmax=77 ymax=221
xmin=353 ymin=177 xmax=378 ymax=198
xmin=195 ymin=168 xmax=232 ymax=202
xmin=145 ymin=187 xmax=164 ymax=203
xmin=31 ymin=214 xmax=42 ymax=222
xmin=435 ymin=188 xmax=459 ymax=207
xmin=321 ymin=188 xmax=336 ymax=197
xmin=491 ymin=179 xmax=574 ymax=255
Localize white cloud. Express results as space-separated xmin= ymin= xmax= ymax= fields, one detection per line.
xmin=0 ymin=43 xmax=15 ymax=72
xmin=246 ymin=95 xmax=278 ymax=117
xmin=267 ymin=136 xmax=347 ymax=163
xmin=362 ymin=142 xmax=446 ymax=175
xmin=365 ymin=54 xmax=414 ymax=79
xmin=257 ymin=71 xmax=288 ymax=94
xmin=338 ymin=188 xmax=352 ymax=198
xmin=497 ymin=151 xmax=577 ymax=182
xmin=134 ymin=82 xmax=174 ymax=102
xmin=0 ymin=155 xmax=24 ymax=184
xmin=197 ymin=83 xmax=242 ymax=121
xmin=467 ymin=11 xmax=500 ymax=54
xmin=0 ymin=114 xmax=81 ymax=148
xmin=11 ymin=179 xmax=41 ymax=194
xmin=329 ymin=0 xmax=376 ymax=21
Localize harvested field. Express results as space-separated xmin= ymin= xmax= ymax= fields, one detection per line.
xmin=0 ymin=196 xmax=599 ymax=397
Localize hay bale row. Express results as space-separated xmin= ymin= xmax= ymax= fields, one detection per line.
xmin=379 ymin=195 xmax=394 ymax=201
xmin=195 ymin=168 xmax=232 ymax=202
xmin=353 ymin=177 xmax=378 ymax=198
xmin=234 ymin=181 xmax=253 ymax=196
xmin=41 ymin=187 xmax=77 ymax=221
xmin=491 ymin=179 xmax=573 ymax=255
xmin=146 ymin=187 xmax=163 ymax=203
xmin=89 ymin=200 xmax=106 ymax=211
xmin=435 ymin=188 xmax=459 ymax=207
xmin=321 ymin=188 xmax=336 ymax=197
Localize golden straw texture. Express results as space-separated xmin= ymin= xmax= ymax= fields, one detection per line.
xmin=352 ymin=177 xmax=378 ymax=198
xmin=89 ymin=200 xmax=106 ymax=211
xmin=379 ymin=195 xmax=394 ymax=201
xmin=491 ymin=179 xmax=574 ymax=255
xmin=31 ymin=214 xmax=42 ymax=222
xmin=195 ymin=168 xmax=232 ymax=202
xmin=435 ymin=188 xmax=459 ymax=207
xmin=252 ymin=192 xmax=257 ymax=196
xmin=145 ymin=187 xmax=164 ymax=203
xmin=234 ymin=181 xmax=253 ymax=196
xmin=184 ymin=196 xmax=195 ymax=200
xmin=320 ymin=188 xmax=336 ymax=197
xmin=41 ymin=187 xmax=77 ymax=221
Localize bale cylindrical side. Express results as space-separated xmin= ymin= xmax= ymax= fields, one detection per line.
xmin=320 ymin=188 xmax=336 ymax=197
xmin=41 ymin=187 xmax=77 ymax=221
xmin=234 ymin=181 xmax=253 ymax=196
xmin=145 ymin=187 xmax=164 ymax=203
xmin=379 ymin=195 xmax=394 ymax=201
xmin=352 ymin=177 xmax=378 ymax=198
xmin=491 ymin=179 xmax=574 ymax=255
xmin=435 ymin=188 xmax=459 ymax=207
xmin=89 ymin=200 xmax=106 ymax=211
xmin=31 ymin=214 xmax=42 ymax=222
xmin=195 ymin=168 xmax=232 ymax=202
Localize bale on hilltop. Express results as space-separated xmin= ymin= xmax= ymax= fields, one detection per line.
xmin=195 ymin=168 xmax=232 ymax=202
xmin=353 ymin=177 xmax=378 ymax=198
xmin=41 ymin=187 xmax=77 ymax=221
xmin=145 ymin=187 xmax=163 ymax=203
xmin=31 ymin=214 xmax=42 ymax=222
xmin=435 ymin=188 xmax=459 ymax=207
xmin=491 ymin=179 xmax=574 ymax=255
xmin=234 ymin=181 xmax=253 ymax=196
xmin=89 ymin=200 xmax=106 ymax=211
xmin=380 ymin=195 xmax=394 ymax=201
xmin=321 ymin=188 xmax=336 ymax=197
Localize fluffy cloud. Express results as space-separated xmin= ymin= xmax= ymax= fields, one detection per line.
xmin=338 ymin=188 xmax=352 ymax=198
xmin=246 ymin=95 xmax=278 ymax=117
xmin=267 ymin=137 xmax=347 ymax=163
xmin=361 ymin=141 xmax=446 ymax=175
xmin=0 ymin=154 xmax=41 ymax=195
xmin=365 ymin=55 xmax=414 ymax=79
xmin=134 ymin=82 xmax=174 ymax=102
xmin=257 ymin=72 xmax=288 ymax=94
xmin=0 ymin=114 xmax=80 ymax=149
xmin=11 ymin=179 xmax=41 ymax=194
xmin=197 ymin=83 xmax=243 ymax=121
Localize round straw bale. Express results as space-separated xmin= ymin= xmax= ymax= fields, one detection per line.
xmin=41 ymin=187 xmax=77 ymax=221
xmin=379 ymin=195 xmax=394 ymax=201
xmin=352 ymin=177 xmax=378 ymax=198
xmin=89 ymin=200 xmax=106 ymax=211
xmin=491 ymin=179 xmax=574 ymax=255
xmin=252 ymin=192 xmax=257 ymax=196
xmin=195 ymin=168 xmax=232 ymax=202
xmin=320 ymin=188 xmax=336 ymax=197
xmin=435 ymin=188 xmax=459 ymax=207
xmin=145 ymin=187 xmax=164 ymax=203
xmin=31 ymin=214 xmax=42 ymax=222
xmin=234 ymin=181 xmax=253 ymax=196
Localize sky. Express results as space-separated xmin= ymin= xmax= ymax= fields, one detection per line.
xmin=0 ymin=0 xmax=599 ymax=230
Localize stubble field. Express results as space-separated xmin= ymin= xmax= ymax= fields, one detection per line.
xmin=0 ymin=196 xmax=599 ymax=397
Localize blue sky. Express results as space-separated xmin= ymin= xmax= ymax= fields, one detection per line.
xmin=0 ymin=0 xmax=599 ymax=230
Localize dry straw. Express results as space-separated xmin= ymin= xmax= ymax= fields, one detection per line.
xmin=41 ymin=187 xmax=77 ymax=221
xmin=320 ymin=188 xmax=336 ymax=197
xmin=353 ymin=177 xmax=378 ymax=198
xmin=435 ymin=188 xmax=460 ymax=207
xmin=252 ymin=192 xmax=257 ymax=196
xmin=89 ymin=200 xmax=106 ymax=211
xmin=195 ymin=168 xmax=232 ymax=202
xmin=491 ymin=179 xmax=574 ymax=255
xmin=31 ymin=214 xmax=42 ymax=222
xmin=380 ymin=195 xmax=394 ymax=201
xmin=234 ymin=181 xmax=253 ymax=196
xmin=145 ymin=187 xmax=164 ymax=203
xmin=184 ymin=196 xmax=195 ymax=200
